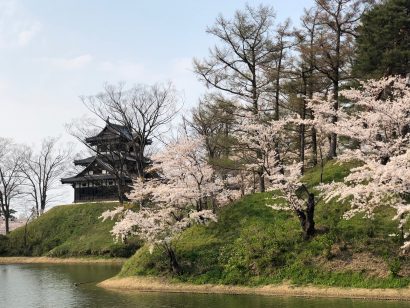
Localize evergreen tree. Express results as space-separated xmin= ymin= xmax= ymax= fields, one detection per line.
xmin=354 ymin=0 xmax=410 ymax=78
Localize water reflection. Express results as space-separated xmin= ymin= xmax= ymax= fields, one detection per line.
xmin=0 ymin=264 xmax=408 ymax=308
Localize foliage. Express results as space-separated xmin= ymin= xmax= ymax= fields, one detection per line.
xmin=0 ymin=235 xmax=9 ymax=255
xmin=311 ymin=77 xmax=410 ymax=250
xmin=119 ymin=161 xmax=410 ymax=288
xmin=102 ymin=136 xmax=241 ymax=273
xmin=353 ymin=0 xmax=410 ymax=78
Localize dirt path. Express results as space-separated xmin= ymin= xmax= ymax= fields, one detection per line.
xmin=0 ymin=256 xmax=125 ymax=265
xmin=99 ymin=276 xmax=410 ymax=301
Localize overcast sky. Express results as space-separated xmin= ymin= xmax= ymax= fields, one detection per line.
xmin=0 ymin=0 xmax=314 ymax=206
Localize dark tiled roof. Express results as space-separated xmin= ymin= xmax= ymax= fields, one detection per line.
xmin=74 ymin=156 xmax=96 ymax=166
xmin=85 ymin=121 xmax=134 ymax=143
xmin=61 ymin=174 xmax=119 ymax=184
xmin=108 ymin=123 xmax=133 ymax=140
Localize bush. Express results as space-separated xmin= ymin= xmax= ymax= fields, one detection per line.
xmin=0 ymin=235 xmax=9 ymax=255
xmin=388 ymin=258 xmax=402 ymax=278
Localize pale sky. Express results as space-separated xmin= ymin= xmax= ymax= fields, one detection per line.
xmin=0 ymin=0 xmax=314 ymax=206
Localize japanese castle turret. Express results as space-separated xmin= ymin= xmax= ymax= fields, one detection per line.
xmin=61 ymin=119 xmax=150 ymax=203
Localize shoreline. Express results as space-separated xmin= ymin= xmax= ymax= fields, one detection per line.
xmin=0 ymin=256 xmax=126 ymax=265
xmin=99 ymin=276 xmax=410 ymax=301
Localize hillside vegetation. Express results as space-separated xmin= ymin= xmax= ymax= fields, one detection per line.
xmin=120 ymin=161 xmax=410 ymax=289
xmin=0 ymin=202 xmax=140 ymax=258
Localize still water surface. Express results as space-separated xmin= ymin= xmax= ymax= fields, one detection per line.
xmin=0 ymin=263 xmax=409 ymax=308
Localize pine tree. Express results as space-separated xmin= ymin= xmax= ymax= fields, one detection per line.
xmin=354 ymin=0 xmax=410 ymax=78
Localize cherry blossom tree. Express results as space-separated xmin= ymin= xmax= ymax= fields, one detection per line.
xmin=101 ymin=136 xmax=240 ymax=274
xmin=266 ymin=162 xmax=317 ymax=239
xmin=235 ymin=111 xmax=288 ymax=190
xmin=151 ymin=137 xmax=225 ymax=212
xmin=101 ymin=204 xmax=216 ymax=274
xmin=235 ymin=113 xmax=318 ymax=239
xmin=310 ymin=77 xmax=410 ymax=251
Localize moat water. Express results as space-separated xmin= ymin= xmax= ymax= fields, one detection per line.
xmin=0 ymin=263 xmax=409 ymax=308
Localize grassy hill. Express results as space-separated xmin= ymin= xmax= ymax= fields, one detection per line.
xmin=120 ymin=161 xmax=410 ymax=289
xmin=0 ymin=202 xmax=141 ymax=258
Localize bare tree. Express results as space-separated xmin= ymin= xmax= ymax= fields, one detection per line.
xmin=194 ymin=5 xmax=276 ymax=114
xmin=81 ymin=82 xmax=179 ymax=178
xmin=287 ymin=7 xmax=328 ymax=172
xmin=0 ymin=138 xmax=25 ymax=234
xmin=21 ymin=138 xmax=71 ymax=216
xmin=313 ymin=0 xmax=372 ymax=158
xmin=269 ymin=19 xmax=295 ymax=121
xmin=194 ymin=5 xmax=279 ymax=192
xmin=185 ymin=94 xmax=236 ymax=161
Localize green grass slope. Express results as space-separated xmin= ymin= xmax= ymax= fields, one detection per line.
xmin=120 ymin=161 xmax=410 ymax=289
xmin=0 ymin=202 xmax=141 ymax=258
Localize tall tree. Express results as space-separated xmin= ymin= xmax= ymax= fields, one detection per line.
xmin=0 ymin=139 xmax=24 ymax=234
xmin=295 ymin=8 xmax=325 ymax=170
xmin=313 ymin=0 xmax=370 ymax=158
xmin=312 ymin=77 xmax=410 ymax=251
xmin=185 ymin=94 xmax=236 ymax=162
xmin=81 ymin=82 xmax=179 ymax=179
xmin=101 ymin=136 xmax=239 ymax=274
xmin=21 ymin=138 xmax=71 ymax=216
xmin=283 ymin=8 xmax=324 ymax=172
xmin=194 ymin=5 xmax=278 ymax=192
xmin=194 ymin=5 xmax=276 ymax=114
xmin=353 ymin=0 xmax=410 ymax=78
xmin=269 ymin=19 xmax=295 ymax=121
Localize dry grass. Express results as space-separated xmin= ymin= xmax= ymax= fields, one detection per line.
xmin=316 ymin=252 xmax=390 ymax=278
xmin=0 ymin=256 xmax=126 ymax=265
xmin=98 ymin=276 xmax=410 ymax=301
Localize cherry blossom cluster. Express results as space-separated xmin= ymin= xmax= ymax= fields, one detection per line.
xmin=311 ymin=77 xmax=410 ymax=251
xmin=265 ymin=162 xmax=306 ymax=212
xmin=101 ymin=136 xmax=240 ymax=253
xmin=236 ymin=111 xmax=288 ymax=175
xmin=101 ymin=205 xmax=216 ymax=253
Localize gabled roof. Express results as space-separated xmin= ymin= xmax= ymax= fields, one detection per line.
xmin=74 ymin=156 xmax=95 ymax=166
xmin=85 ymin=119 xmax=135 ymax=144
xmin=61 ymin=156 xmax=130 ymax=184
xmin=61 ymin=174 xmax=118 ymax=183
xmin=74 ymin=154 xmax=139 ymax=166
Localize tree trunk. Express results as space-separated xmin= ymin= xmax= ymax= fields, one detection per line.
xmin=319 ymin=143 xmax=324 ymax=183
xmin=210 ymin=194 xmax=217 ymax=213
xmin=166 ymin=246 xmax=182 ymax=275
xmin=304 ymin=192 xmax=316 ymax=238
xmin=311 ymin=127 xmax=318 ymax=166
xmin=40 ymin=199 xmax=46 ymax=215
xmin=295 ymin=188 xmax=316 ymax=240
xmin=24 ymin=222 xmax=29 ymax=250
xmin=300 ymin=124 xmax=305 ymax=174
xmin=328 ymin=80 xmax=339 ymax=159
xmin=328 ymin=132 xmax=337 ymax=159
xmin=256 ymin=148 xmax=265 ymax=192
xmin=328 ymin=27 xmax=341 ymax=159
xmin=5 ymin=214 xmax=9 ymax=234
xmin=258 ymin=170 xmax=265 ymax=193
xmin=117 ymin=181 xmax=124 ymax=204
xmin=274 ymin=47 xmax=283 ymax=122
xmin=196 ymin=199 xmax=203 ymax=211
xmin=295 ymin=209 xmax=307 ymax=237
